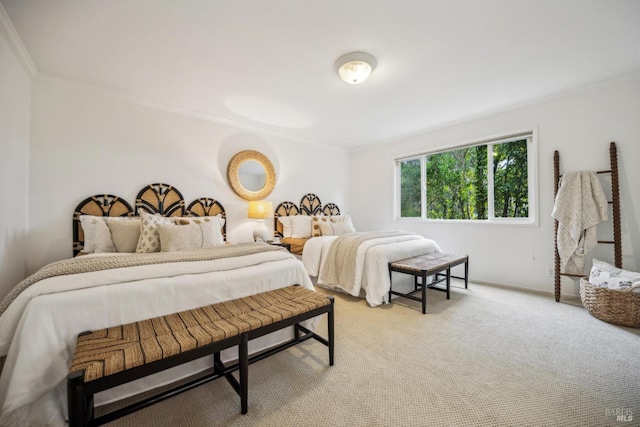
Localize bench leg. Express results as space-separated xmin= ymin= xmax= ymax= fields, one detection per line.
xmin=67 ymin=371 xmax=90 ymax=427
xmin=214 ymin=351 xmax=244 ymax=400
xmin=328 ymin=297 xmax=335 ymax=366
xmin=388 ymin=264 xmax=392 ymax=303
xmin=446 ymin=267 xmax=451 ymax=299
xmin=421 ymin=272 xmax=427 ymax=314
xmin=465 ymin=259 xmax=469 ymax=289
xmin=213 ymin=352 xmax=222 ymax=373
xmin=240 ymin=333 xmax=248 ymax=414
xmin=295 ymin=323 xmax=301 ymax=341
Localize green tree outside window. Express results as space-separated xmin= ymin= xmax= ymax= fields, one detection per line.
xmin=398 ymin=138 xmax=529 ymax=220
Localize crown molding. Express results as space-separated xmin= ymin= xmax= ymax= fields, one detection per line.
xmin=0 ymin=3 xmax=38 ymax=78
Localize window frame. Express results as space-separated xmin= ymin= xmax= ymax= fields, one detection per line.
xmin=394 ymin=129 xmax=538 ymax=226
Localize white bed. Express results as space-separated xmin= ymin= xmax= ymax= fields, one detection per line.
xmin=273 ymin=194 xmax=441 ymax=307
xmin=0 ymin=184 xmax=319 ymax=427
xmin=302 ymin=233 xmax=441 ymax=306
xmin=0 ymin=249 xmax=314 ymax=427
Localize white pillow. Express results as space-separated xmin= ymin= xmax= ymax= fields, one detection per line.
xmin=278 ymin=216 xmax=293 ymax=238
xmin=290 ymin=215 xmax=313 ymax=238
xmin=174 ymin=214 xmax=225 ymax=231
xmin=136 ymin=210 xmax=175 ymax=253
xmin=316 ymin=215 xmax=356 ymax=236
xmin=333 ymin=217 xmax=356 ymax=235
xmin=158 ymin=222 xmax=222 ymax=252
xmin=105 ymin=217 xmax=141 ymax=253
xmin=79 ymin=215 xmax=98 ymax=253
xmin=92 ymin=218 xmax=116 ymax=253
xmin=589 ymin=259 xmax=640 ymax=292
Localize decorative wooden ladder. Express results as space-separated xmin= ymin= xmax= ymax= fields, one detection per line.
xmin=553 ymin=142 xmax=622 ymax=302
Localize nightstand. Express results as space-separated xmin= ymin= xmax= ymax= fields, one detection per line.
xmin=267 ymin=241 xmax=291 ymax=252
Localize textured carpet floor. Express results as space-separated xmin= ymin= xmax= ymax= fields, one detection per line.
xmin=105 ymin=281 xmax=640 ymax=427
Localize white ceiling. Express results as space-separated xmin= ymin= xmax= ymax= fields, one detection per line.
xmin=3 ymin=0 xmax=640 ymax=149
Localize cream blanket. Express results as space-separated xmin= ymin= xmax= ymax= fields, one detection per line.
xmin=552 ymin=171 xmax=608 ymax=274
xmin=320 ymin=231 xmax=408 ymax=291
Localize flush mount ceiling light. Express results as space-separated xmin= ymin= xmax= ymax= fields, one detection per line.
xmin=335 ymin=52 xmax=377 ymax=84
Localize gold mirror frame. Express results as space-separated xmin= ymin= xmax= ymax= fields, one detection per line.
xmin=227 ymin=150 xmax=276 ymax=201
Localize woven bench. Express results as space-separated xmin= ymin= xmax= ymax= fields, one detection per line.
xmin=388 ymin=253 xmax=469 ymax=314
xmin=67 ymin=285 xmax=334 ymax=427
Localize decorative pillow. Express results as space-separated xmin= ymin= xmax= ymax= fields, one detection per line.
xmin=277 ymin=216 xmax=293 ymax=238
xmin=92 ymin=218 xmax=116 ymax=253
xmin=333 ymin=216 xmax=356 ymax=235
xmin=173 ymin=215 xmax=224 ymax=246
xmin=589 ymin=259 xmax=640 ymax=292
xmin=136 ymin=210 xmax=175 ymax=253
xmin=174 ymin=214 xmax=225 ymax=230
xmin=317 ymin=215 xmax=356 ymax=236
xmin=311 ymin=216 xmax=323 ymax=237
xmin=106 ymin=217 xmax=141 ymax=253
xmin=290 ymin=215 xmax=313 ymax=238
xmin=158 ymin=222 xmax=221 ymax=252
xmin=79 ymin=215 xmax=98 ymax=253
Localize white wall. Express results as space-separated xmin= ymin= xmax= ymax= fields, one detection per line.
xmin=0 ymin=33 xmax=30 ymax=298
xmin=350 ymin=72 xmax=640 ymax=297
xmin=20 ymin=66 xmax=640 ymax=299
xmin=27 ymin=77 xmax=349 ymax=274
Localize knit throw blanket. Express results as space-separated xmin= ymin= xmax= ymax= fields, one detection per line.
xmin=0 ymin=243 xmax=284 ymax=319
xmin=552 ymin=171 xmax=608 ymax=274
xmin=320 ymin=231 xmax=409 ymax=293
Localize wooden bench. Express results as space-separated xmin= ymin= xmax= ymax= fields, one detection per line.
xmin=388 ymin=253 xmax=469 ymax=314
xmin=67 ymin=285 xmax=334 ymax=427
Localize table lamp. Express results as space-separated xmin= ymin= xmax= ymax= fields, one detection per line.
xmin=247 ymin=200 xmax=273 ymax=242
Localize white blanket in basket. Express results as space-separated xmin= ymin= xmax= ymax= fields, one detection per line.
xmin=589 ymin=259 xmax=640 ymax=293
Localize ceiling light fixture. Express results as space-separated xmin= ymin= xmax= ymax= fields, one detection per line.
xmin=335 ymin=52 xmax=377 ymax=85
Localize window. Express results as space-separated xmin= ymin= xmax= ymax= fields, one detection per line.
xmin=395 ymin=131 xmax=536 ymax=223
xmin=399 ymin=158 xmax=422 ymax=217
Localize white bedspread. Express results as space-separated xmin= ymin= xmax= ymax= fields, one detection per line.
xmin=0 ymin=251 xmax=314 ymax=427
xmin=303 ymin=233 xmax=440 ymax=306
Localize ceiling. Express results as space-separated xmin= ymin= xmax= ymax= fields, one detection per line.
xmin=3 ymin=0 xmax=640 ymax=149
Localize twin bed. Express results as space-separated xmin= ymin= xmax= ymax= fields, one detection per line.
xmin=0 ymin=185 xmax=440 ymax=427
xmin=275 ymin=194 xmax=441 ymax=307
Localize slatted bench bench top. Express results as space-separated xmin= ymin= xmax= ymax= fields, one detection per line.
xmin=69 ymin=285 xmax=330 ymax=383
xmin=389 ymin=252 xmax=468 ymax=274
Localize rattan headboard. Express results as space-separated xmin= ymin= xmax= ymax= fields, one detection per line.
xmin=73 ymin=182 xmax=226 ymax=255
xmin=273 ymin=193 xmax=341 ymax=238
xmin=135 ymin=183 xmax=185 ymax=217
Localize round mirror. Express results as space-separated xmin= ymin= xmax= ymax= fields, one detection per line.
xmin=227 ymin=150 xmax=276 ymax=200
xmin=238 ymin=160 xmax=266 ymax=191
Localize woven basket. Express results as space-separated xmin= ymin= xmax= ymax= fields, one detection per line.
xmin=579 ymin=278 xmax=640 ymax=328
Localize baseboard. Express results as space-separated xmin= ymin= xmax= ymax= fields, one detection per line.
xmin=468 ymin=278 xmax=581 ymax=300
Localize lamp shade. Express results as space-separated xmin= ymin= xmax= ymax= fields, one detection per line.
xmin=247 ymin=201 xmax=273 ymax=219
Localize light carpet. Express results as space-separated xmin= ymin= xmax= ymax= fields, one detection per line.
xmin=105 ymin=281 xmax=640 ymax=427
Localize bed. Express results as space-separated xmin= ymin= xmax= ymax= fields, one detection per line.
xmin=0 ymin=183 xmax=315 ymax=427
xmin=274 ymin=194 xmax=441 ymax=307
